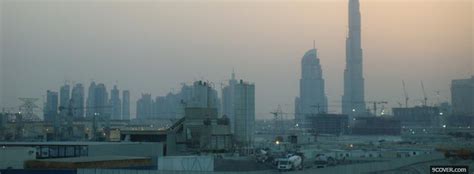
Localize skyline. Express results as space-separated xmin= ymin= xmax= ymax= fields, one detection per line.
xmin=1 ymin=0 xmax=472 ymax=119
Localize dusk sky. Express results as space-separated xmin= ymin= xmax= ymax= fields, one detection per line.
xmin=1 ymin=0 xmax=472 ymax=119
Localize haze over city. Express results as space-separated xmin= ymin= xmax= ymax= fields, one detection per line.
xmin=1 ymin=0 xmax=473 ymax=118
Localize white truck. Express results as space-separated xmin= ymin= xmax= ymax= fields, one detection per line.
xmin=277 ymin=155 xmax=303 ymax=171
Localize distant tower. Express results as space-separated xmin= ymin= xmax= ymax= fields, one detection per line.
xmin=71 ymin=83 xmax=85 ymax=118
xmin=94 ymin=83 xmax=109 ymax=116
xmin=110 ymin=85 xmax=122 ymax=120
xmin=136 ymin=94 xmax=153 ymax=119
xmin=59 ymin=84 xmax=71 ymax=117
xmin=222 ymin=71 xmax=238 ymax=133
xmin=122 ymin=90 xmax=130 ymax=120
xmin=296 ymin=45 xmax=328 ymax=126
xmin=342 ymin=0 xmax=366 ymax=116
xmin=232 ymin=80 xmax=255 ymax=146
xmin=59 ymin=84 xmax=70 ymax=108
xmin=44 ymin=90 xmax=58 ymax=122
xmin=86 ymin=82 xmax=97 ymax=117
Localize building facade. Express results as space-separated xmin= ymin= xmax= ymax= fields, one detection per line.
xmin=451 ymin=76 xmax=474 ymax=116
xmin=306 ymin=113 xmax=348 ymax=135
xmin=71 ymin=83 xmax=85 ymax=118
xmin=110 ymin=85 xmax=122 ymax=120
xmin=136 ymin=94 xmax=153 ymax=119
xmin=59 ymin=84 xmax=71 ymax=118
xmin=232 ymin=80 xmax=255 ymax=146
xmin=44 ymin=90 xmax=59 ymax=122
xmin=296 ymin=48 xmax=328 ymax=126
xmin=122 ymin=90 xmax=130 ymax=120
xmin=342 ymin=0 xmax=366 ymax=117
xmin=222 ymin=72 xmax=238 ymax=133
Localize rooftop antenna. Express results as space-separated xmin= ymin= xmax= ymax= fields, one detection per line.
xmin=313 ymin=40 xmax=316 ymax=49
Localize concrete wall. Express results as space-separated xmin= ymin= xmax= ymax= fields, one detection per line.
xmin=88 ymin=143 xmax=163 ymax=164
xmin=0 ymin=147 xmax=36 ymax=169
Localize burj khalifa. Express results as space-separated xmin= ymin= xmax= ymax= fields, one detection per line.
xmin=342 ymin=0 xmax=366 ymax=116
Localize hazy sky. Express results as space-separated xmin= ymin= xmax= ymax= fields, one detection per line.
xmin=0 ymin=0 xmax=472 ymax=119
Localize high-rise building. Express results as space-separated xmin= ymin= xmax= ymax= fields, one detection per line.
xmin=232 ymin=80 xmax=255 ymax=146
xmin=188 ymin=81 xmax=220 ymax=110
xmin=59 ymin=84 xmax=71 ymax=117
xmin=342 ymin=0 xmax=366 ymax=116
xmin=295 ymin=47 xmax=328 ymax=126
xmin=71 ymin=83 xmax=85 ymax=118
xmin=110 ymin=85 xmax=122 ymax=120
xmin=59 ymin=84 xmax=71 ymax=108
xmin=451 ymin=76 xmax=474 ymax=116
xmin=44 ymin=90 xmax=58 ymax=122
xmin=86 ymin=82 xmax=97 ymax=117
xmin=86 ymin=82 xmax=109 ymax=117
xmin=222 ymin=72 xmax=238 ymax=133
xmin=94 ymin=83 xmax=109 ymax=116
xmin=122 ymin=90 xmax=130 ymax=120
xmin=136 ymin=93 xmax=153 ymax=119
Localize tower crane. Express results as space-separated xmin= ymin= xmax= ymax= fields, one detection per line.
xmin=402 ymin=80 xmax=409 ymax=108
xmin=421 ymin=81 xmax=428 ymax=106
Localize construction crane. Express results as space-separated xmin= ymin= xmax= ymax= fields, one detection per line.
xmin=270 ymin=105 xmax=285 ymax=138
xmin=402 ymin=80 xmax=409 ymax=108
xmin=367 ymin=101 xmax=388 ymax=116
xmin=339 ymin=101 xmax=388 ymax=116
xmin=421 ymin=81 xmax=428 ymax=106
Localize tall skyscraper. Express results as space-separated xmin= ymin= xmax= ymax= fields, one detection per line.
xmin=110 ymin=85 xmax=122 ymax=120
xmin=122 ymin=90 xmax=130 ymax=120
xmin=222 ymin=71 xmax=238 ymax=133
xmin=232 ymin=80 xmax=255 ymax=146
xmin=59 ymin=84 xmax=71 ymax=108
xmin=188 ymin=81 xmax=220 ymax=110
xmin=342 ymin=0 xmax=366 ymax=116
xmin=94 ymin=83 xmax=109 ymax=116
xmin=86 ymin=82 xmax=97 ymax=117
xmin=136 ymin=93 xmax=153 ymax=119
xmin=295 ymin=47 xmax=328 ymax=126
xmin=44 ymin=90 xmax=58 ymax=122
xmin=59 ymin=84 xmax=71 ymax=117
xmin=71 ymin=83 xmax=85 ymax=118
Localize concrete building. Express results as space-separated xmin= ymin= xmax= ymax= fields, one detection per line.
xmin=71 ymin=83 xmax=85 ymax=118
xmin=188 ymin=81 xmax=220 ymax=110
xmin=59 ymin=84 xmax=71 ymax=118
xmin=44 ymin=90 xmax=59 ymax=122
xmin=222 ymin=71 xmax=239 ymax=133
xmin=86 ymin=82 xmax=97 ymax=117
xmin=152 ymin=81 xmax=219 ymax=120
xmin=94 ymin=83 xmax=109 ymax=116
xmin=351 ymin=117 xmax=401 ymax=135
xmin=392 ymin=106 xmax=441 ymax=128
xmin=451 ymin=76 xmax=474 ymax=116
xmin=306 ymin=114 xmax=348 ymax=135
xmin=296 ymin=47 xmax=328 ymax=126
xmin=342 ymin=0 xmax=366 ymax=117
xmin=233 ymin=80 xmax=255 ymax=146
xmin=166 ymin=107 xmax=232 ymax=154
xmin=110 ymin=85 xmax=122 ymax=120
xmin=136 ymin=93 xmax=153 ymax=119
xmin=122 ymin=90 xmax=130 ymax=120
xmin=154 ymin=92 xmax=183 ymax=119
